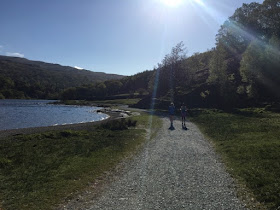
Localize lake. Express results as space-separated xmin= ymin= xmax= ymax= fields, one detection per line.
xmin=0 ymin=100 xmax=108 ymax=130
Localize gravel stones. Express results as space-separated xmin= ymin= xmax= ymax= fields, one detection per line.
xmin=62 ymin=117 xmax=247 ymax=210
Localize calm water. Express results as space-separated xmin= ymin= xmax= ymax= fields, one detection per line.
xmin=0 ymin=100 xmax=108 ymax=130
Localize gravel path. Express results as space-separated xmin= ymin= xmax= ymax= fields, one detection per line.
xmin=62 ymin=117 xmax=246 ymax=210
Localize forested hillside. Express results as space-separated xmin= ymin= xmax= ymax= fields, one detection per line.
xmin=0 ymin=56 xmax=124 ymax=99
xmin=146 ymin=0 xmax=280 ymax=109
xmin=60 ymin=44 xmax=213 ymax=105
xmin=2 ymin=0 xmax=279 ymax=109
xmin=62 ymin=0 xmax=279 ymax=109
xmin=207 ymin=0 xmax=280 ymax=108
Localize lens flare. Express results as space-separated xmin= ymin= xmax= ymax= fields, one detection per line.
xmin=159 ymin=0 xmax=184 ymax=7
xmin=193 ymin=0 xmax=204 ymax=6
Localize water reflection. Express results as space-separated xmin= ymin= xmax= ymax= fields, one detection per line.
xmin=0 ymin=100 xmax=108 ymax=130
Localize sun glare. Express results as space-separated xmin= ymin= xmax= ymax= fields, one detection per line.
xmin=193 ymin=0 xmax=204 ymax=6
xmin=159 ymin=0 xmax=184 ymax=7
xmin=158 ymin=0 xmax=204 ymax=8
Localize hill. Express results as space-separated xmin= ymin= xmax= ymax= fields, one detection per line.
xmin=2 ymin=0 xmax=279 ymax=108
xmin=93 ymin=0 xmax=280 ymax=110
xmin=0 ymin=56 xmax=124 ymax=99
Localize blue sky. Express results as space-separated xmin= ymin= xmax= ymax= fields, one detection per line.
xmin=0 ymin=0 xmax=263 ymax=75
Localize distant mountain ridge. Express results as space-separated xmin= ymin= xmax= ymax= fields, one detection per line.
xmin=0 ymin=55 xmax=124 ymax=99
xmin=0 ymin=55 xmax=123 ymax=80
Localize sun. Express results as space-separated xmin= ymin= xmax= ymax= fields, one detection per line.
xmin=159 ymin=0 xmax=184 ymax=7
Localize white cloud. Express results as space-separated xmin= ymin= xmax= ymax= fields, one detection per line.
xmin=6 ymin=52 xmax=24 ymax=58
xmin=74 ymin=66 xmax=84 ymax=70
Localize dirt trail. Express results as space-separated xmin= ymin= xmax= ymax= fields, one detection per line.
xmin=61 ymin=117 xmax=246 ymax=210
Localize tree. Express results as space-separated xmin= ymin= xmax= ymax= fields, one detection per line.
xmin=239 ymin=35 xmax=280 ymax=101
xmin=95 ymin=83 xmax=107 ymax=97
xmin=239 ymin=40 xmax=265 ymax=99
xmin=208 ymin=43 xmax=240 ymax=108
xmin=264 ymin=35 xmax=280 ymax=81
xmin=156 ymin=42 xmax=188 ymax=100
xmin=208 ymin=44 xmax=228 ymax=90
xmin=181 ymin=52 xmax=211 ymax=86
xmin=61 ymin=87 xmax=77 ymax=100
xmin=211 ymin=0 xmax=280 ymax=104
xmin=230 ymin=2 xmax=263 ymax=36
xmin=215 ymin=2 xmax=267 ymax=58
xmin=120 ymin=70 xmax=152 ymax=94
xmin=263 ymin=35 xmax=280 ymax=98
xmin=160 ymin=41 xmax=187 ymax=67
xmin=137 ymin=88 xmax=146 ymax=96
xmin=0 ymin=75 xmax=14 ymax=89
xmin=104 ymin=80 xmax=123 ymax=96
xmin=262 ymin=0 xmax=280 ymax=37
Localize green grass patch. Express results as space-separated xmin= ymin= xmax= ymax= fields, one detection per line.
xmin=93 ymin=98 xmax=141 ymax=105
xmin=56 ymin=98 xmax=141 ymax=106
xmin=0 ymin=114 xmax=161 ymax=210
xmin=189 ymin=108 xmax=280 ymax=209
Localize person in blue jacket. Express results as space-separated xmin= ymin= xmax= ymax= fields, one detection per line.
xmin=168 ymin=102 xmax=175 ymax=128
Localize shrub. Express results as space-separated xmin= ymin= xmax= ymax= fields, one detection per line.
xmin=99 ymin=119 xmax=137 ymax=131
xmin=127 ymin=119 xmax=137 ymax=127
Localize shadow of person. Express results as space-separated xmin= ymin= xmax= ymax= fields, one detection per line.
xmin=169 ymin=125 xmax=175 ymax=130
xmin=182 ymin=124 xmax=188 ymax=130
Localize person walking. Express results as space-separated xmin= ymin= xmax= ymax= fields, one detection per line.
xmin=180 ymin=102 xmax=187 ymax=127
xmin=168 ymin=102 xmax=175 ymax=129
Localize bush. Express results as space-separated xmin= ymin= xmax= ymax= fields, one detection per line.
xmin=59 ymin=130 xmax=79 ymax=137
xmin=265 ymin=104 xmax=280 ymax=113
xmin=0 ymin=92 xmax=5 ymax=99
xmin=127 ymin=119 xmax=137 ymax=127
xmin=99 ymin=119 xmax=137 ymax=131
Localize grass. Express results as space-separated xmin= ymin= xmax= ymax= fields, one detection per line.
xmin=189 ymin=108 xmax=280 ymax=209
xmin=93 ymin=98 xmax=141 ymax=105
xmin=58 ymin=98 xmax=141 ymax=106
xmin=0 ymin=113 xmax=161 ymax=210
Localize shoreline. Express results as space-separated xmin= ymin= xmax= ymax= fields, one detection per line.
xmin=0 ymin=111 xmax=123 ymax=140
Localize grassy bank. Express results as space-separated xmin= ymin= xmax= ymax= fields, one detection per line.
xmin=0 ymin=113 xmax=161 ymax=210
xmin=57 ymin=98 xmax=141 ymax=106
xmin=189 ymin=108 xmax=280 ymax=209
xmin=92 ymin=98 xmax=141 ymax=106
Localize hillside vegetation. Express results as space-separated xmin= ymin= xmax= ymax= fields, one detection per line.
xmin=61 ymin=0 xmax=280 ymax=110
xmin=0 ymin=0 xmax=279 ymax=109
xmin=0 ymin=56 xmax=123 ymax=99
